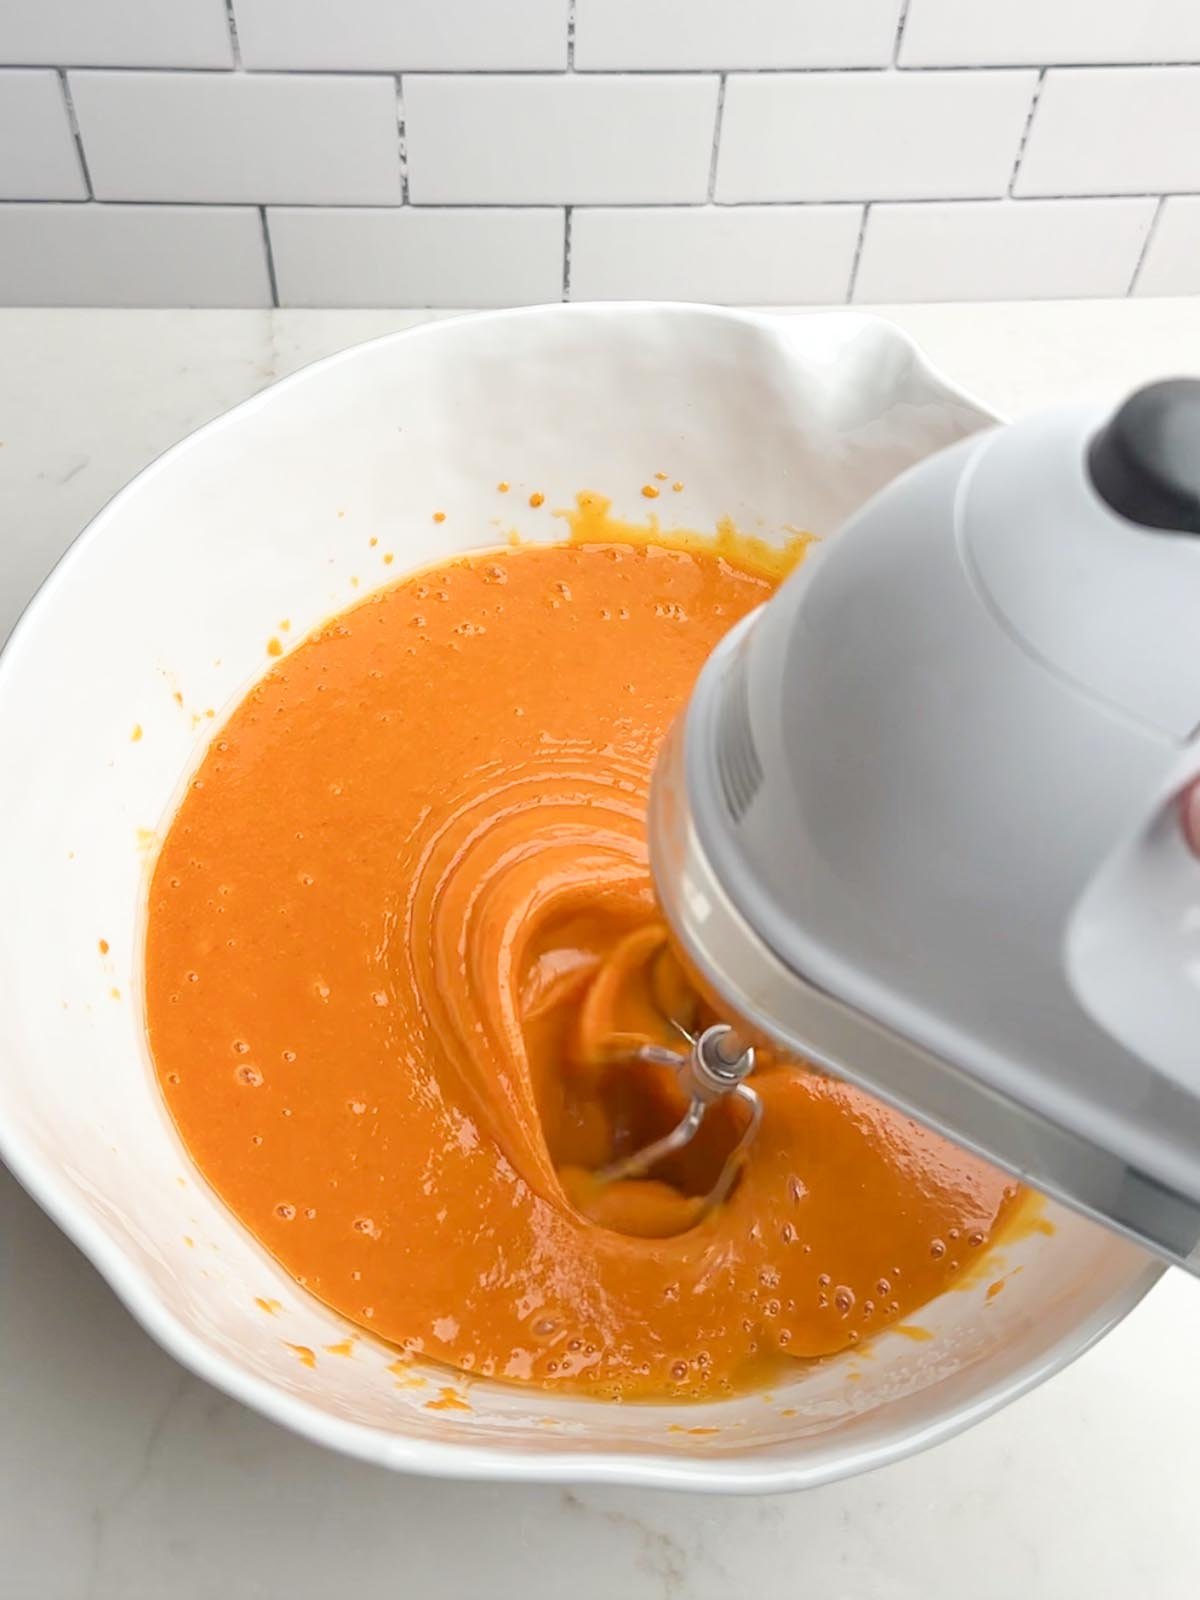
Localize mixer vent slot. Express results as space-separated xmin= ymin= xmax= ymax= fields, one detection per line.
xmin=715 ymin=645 xmax=762 ymax=823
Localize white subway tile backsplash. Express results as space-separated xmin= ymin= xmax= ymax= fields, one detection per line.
xmin=855 ymin=199 xmax=1156 ymax=303
xmin=1 ymin=3 xmax=1197 ymax=307
xmin=570 ymin=204 xmax=861 ymax=302
xmin=716 ymin=71 xmax=1037 ymax=203
xmin=900 ymin=0 xmax=1200 ymax=68
xmin=268 ymin=207 xmax=564 ymax=305
xmin=405 ymin=74 xmax=718 ymax=204
xmin=69 ymin=71 xmax=403 ymax=204
xmin=0 ymin=0 xmax=233 ymax=69
xmin=575 ymin=0 xmax=902 ymax=71
xmin=0 ymin=203 xmax=270 ymax=304
xmin=1135 ymin=198 xmax=1200 ymax=296
xmin=236 ymin=0 xmax=568 ymax=71
xmin=0 ymin=70 xmax=86 ymax=200
xmin=1017 ymin=68 xmax=1200 ymax=197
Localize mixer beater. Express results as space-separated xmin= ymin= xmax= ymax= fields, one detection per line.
xmin=594 ymin=1021 xmax=762 ymax=1219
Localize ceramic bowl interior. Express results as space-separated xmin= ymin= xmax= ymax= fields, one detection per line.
xmin=0 ymin=305 xmax=1159 ymax=1491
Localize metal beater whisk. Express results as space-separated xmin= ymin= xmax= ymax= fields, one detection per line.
xmin=594 ymin=1022 xmax=762 ymax=1218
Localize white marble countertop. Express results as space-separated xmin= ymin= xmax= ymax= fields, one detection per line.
xmin=2 ymin=302 xmax=1200 ymax=1599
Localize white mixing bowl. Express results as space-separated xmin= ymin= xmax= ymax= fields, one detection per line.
xmin=0 ymin=304 xmax=1159 ymax=1491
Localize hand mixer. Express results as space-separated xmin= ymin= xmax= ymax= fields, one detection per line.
xmin=610 ymin=377 xmax=1200 ymax=1274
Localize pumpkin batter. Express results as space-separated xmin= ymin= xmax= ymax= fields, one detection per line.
xmin=146 ymin=536 xmax=1018 ymax=1401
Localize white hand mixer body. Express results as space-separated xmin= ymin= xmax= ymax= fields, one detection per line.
xmin=645 ymin=380 xmax=1200 ymax=1271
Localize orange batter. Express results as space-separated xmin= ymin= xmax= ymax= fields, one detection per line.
xmin=145 ymin=537 xmax=1018 ymax=1401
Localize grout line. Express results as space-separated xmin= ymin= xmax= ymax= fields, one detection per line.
xmin=0 ymin=194 xmax=1181 ymax=212
xmin=1008 ymin=67 xmax=1047 ymax=196
xmin=259 ymin=205 xmax=279 ymax=306
xmin=1128 ymin=195 xmax=1166 ymax=294
xmin=562 ymin=206 xmax=573 ymax=300
xmin=846 ymin=203 xmax=870 ymax=302
xmin=386 ymin=63 xmax=1047 ymax=77
xmin=223 ymin=0 xmax=242 ymax=70
xmin=892 ymin=0 xmax=913 ymax=66
xmin=395 ymin=76 xmax=409 ymax=204
xmin=706 ymin=74 xmax=727 ymax=202
xmin=566 ymin=0 xmax=577 ymax=71
xmin=700 ymin=191 xmax=1182 ymax=207
xmin=58 ymin=70 xmax=94 ymax=198
xmin=22 ymin=62 xmax=1112 ymax=78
